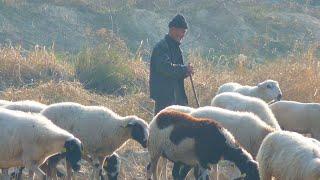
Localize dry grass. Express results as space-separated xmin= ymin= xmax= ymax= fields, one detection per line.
xmin=0 ymin=46 xmax=73 ymax=90
xmin=185 ymin=47 xmax=320 ymax=107
xmin=0 ymin=45 xmax=319 ymax=179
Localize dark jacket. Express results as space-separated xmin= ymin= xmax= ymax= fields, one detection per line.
xmin=149 ymin=34 xmax=189 ymax=105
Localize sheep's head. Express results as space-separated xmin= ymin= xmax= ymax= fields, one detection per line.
xmin=126 ymin=116 xmax=149 ymax=148
xmin=257 ymin=80 xmax=282 ymax=102
xmin=104 ymin=153 xmax=121 ymax=180
xmin=243 ymin=160 xmax=260 ymax=180
xmin=64 ymin=137 xmax=83 ymax=172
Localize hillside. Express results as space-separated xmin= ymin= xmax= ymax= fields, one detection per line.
xmin=0 ymin=0 xmax=319 ymax=59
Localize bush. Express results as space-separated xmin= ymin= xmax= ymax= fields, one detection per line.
xmin=75 ymin=40 xmax=148 ymax=95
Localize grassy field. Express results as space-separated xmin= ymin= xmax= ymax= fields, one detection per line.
xmin=0 ymin=43 xmax=319 ymax=179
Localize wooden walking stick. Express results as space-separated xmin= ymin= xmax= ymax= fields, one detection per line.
xmin=189 ymin=74 xmax=200 ymax=107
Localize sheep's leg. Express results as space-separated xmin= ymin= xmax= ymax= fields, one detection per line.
xmin=29 ymin=164 xmax=46 ymax=180
xmin=28 ymin=169 xmax=35 ymax=180
xmin=172 ymin=162 xmax=181 ymax=179
xmin=195 ymin=165 xmax=209 ymax=180
xmin=66 ymin=160 xmax=73 ymax=180
xmin=16 ymin=167 xmax=25 ymax=180
xmin=162 ymin=158 xmax=168 ymax=180
xmin=2 ymin=168 xmax=10 ymax=180
xmin=98 ymin=156 xmax=106 ymax=180
xmin=172 ymin=162 xmax=192 ymax=180
xmin=48 ymin=153 xmax=65 ymax=180
xmin=91 ymin=164 xmax=97 ymax=180
xmin=146 ymin=154 xmax=160 ymax=180
xmin=210 ymin=164 xmax=218 ymax=180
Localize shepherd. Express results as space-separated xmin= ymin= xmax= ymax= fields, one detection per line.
xmin=149 ymin=14 xmax=195 ymax=115
xmin=149 ymin=14 xmax=197 ymax=179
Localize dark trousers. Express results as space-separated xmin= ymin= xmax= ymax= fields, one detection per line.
xmin=154 ymin=99 xmax=174 ymax=116
xmin=154 ymin=98 xmax=188 ymax=116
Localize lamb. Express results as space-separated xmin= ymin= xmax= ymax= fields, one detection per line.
xmin=256 ymin=130 xmax=320 ymax=180
xmin=211 ymin=92 xmax=281 ymax=130
xmin=2 ymin=100 xmax=47 ymax=113
xmin=147 ymin=109 xmax=260 ymax=180
xmin=0 ymin=108 xmax=83 ymax=180
xmin=269 ymin=100 xmax=320 ymax=140
xmin=103 ymin=153 xmax=121 ymax=180
xmin=40 ymin=102 xmax=149 ymax=180
xmin=216 ymin=80 xmax=282 ymax=102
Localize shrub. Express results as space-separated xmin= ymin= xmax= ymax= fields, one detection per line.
xmin=75 ymin=41 xmax=148 ymax=95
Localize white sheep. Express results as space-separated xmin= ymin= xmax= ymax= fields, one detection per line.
xmin=162 ymin=105 xmax=195 ymax=114
xmin=269 ymin=100 xmax=320 ymax=139
xmin=216 ymin=79 xmax=282 ymax=102
xmin=190 ymin=106 xmax=275 ymax=157
xmin=0 ymin=108 xmax=83 ymax=180
xmin=211 ymin=92 xmax=281 ymax=130
xmin=256 ymin=130 xmax=320 ymax=180
xmin=40 ymin=102 xmax=149 ymax=180
xmin=147 ymin=109 xmax=260 ymax=180
xmin=2 ymin=100 xmax=47 ymax=113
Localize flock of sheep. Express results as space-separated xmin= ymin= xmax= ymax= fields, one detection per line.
xmin=0 ymin=79 xmax=320 ymax=180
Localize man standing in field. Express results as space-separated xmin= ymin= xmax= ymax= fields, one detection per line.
xmin=149 ymin=14 xmax=194 ymax=179
xmin=149 ymin=14 xmax=194 ymax=115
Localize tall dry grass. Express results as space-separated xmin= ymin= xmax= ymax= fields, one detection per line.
xmin=186 ymin=46 xmax=320 ymax=107
xmin=0 ymin=45 xmax=73 ymax=90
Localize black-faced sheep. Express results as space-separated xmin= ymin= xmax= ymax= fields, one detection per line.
xmin=0 ymin=108 xmax=83 ymax=180
xmin=40 ymin=102 xmax=149 ymax=180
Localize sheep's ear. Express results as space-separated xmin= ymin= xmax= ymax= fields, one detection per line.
xmin=126 ymin=121 xmax=136 ymax=127
xmin=257 ymin=82 xmax=263 ymax=88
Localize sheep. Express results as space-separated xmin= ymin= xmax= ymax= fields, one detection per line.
xmin=190 ymin=106 xmax=275 ymax=157
xmin=256 ymin=130 xmax=320 ymax=180
xmin=162 ymin=104 xmax=195 ymax=114
xmin=147 ymin=109 xmax=260 ymax=180
xmin=269 ymin=100 xmax=320 ymax=140
xmin=216 ymin=79 xmax=282 ymax=102
xmin=0 ymin=108 xmax=83 ymax=180
xmin=2 ymin=100 xmax=47 ymax=113
xmin=103 ymin=153 xmax=121 ymax=180
xmin=161 ymin=105 xmax=273 ymax=179
xmin=40 ymin=102 xmax=149 ymax=180
xmin=211 ymin=92 xmax=281 ymax=130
